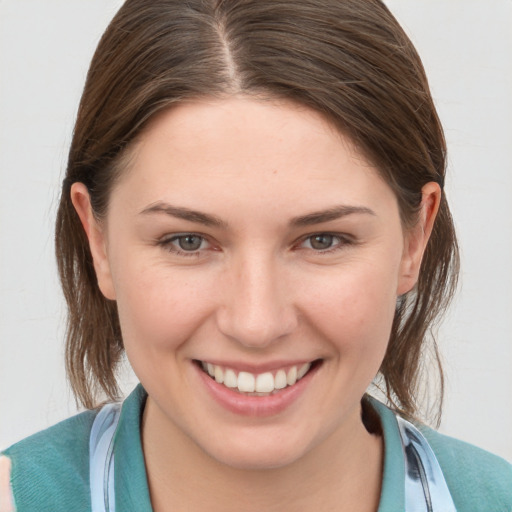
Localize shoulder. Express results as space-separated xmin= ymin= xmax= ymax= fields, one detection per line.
xmin=368 ymin=396 xmax=512 ymax=511
xmin=1 ymin=409 xmax=98 ymax=511
xmin=420 ymin=425 xmax=512 ymax=511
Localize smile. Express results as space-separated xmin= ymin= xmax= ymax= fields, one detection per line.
xmin=198 ymin=361 xmax=315 ymax=396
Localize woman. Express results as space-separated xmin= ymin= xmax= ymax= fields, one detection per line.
xmin=1 ymin=1 xmax=511 ymax=511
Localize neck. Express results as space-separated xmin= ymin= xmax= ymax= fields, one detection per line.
xmin=142 ymin=397 xmax=383 ymax=512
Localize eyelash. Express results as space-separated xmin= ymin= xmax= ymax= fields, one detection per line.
xmin=157 ymin=232 xmax=354 ymax=257
xmin=296 ymin=233 xmax=354 ymax=254
xmin=157 ymin=233 xmax=212 ymax=257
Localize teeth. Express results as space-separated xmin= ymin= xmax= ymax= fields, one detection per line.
xmin=200 ymin=361 xmax=313 ymax=394
xmin=255 ymin=372 xmax=274 ymax=393
xmin=274 ymin=369 xmax=287 ymax=389
xmin=297 ymin=363 xmax=311 ymax=379
xmin=237 ymin=372 xmax=255 ymax=393
xmin=214 ymin=366 xmax=224 ymax=384
xmin=224 ymin=369 xmax=237 ymax=388
xmin=287 ymin=366 xmax=297 ymax=386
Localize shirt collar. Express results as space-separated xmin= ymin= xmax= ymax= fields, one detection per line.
xmin=114 ymin=385 xmax=405 ymax=511
xmin=114 ymin=384 xmax=153 ymax=511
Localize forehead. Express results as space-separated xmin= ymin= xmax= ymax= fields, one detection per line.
xmin=110 ymin=96 xmax=398 ymax=223
xmin=137 ymin=96 xmax=356 ymax=167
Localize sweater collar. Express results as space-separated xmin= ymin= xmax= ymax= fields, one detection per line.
xmin=114 ymin=385 xmax=405 ymax=511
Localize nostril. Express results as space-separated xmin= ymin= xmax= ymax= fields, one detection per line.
xmin=215 ymin=286 xmax=298 ymax=348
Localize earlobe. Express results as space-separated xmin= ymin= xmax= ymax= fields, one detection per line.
xmin=70 ymin=183 xmax=116 ymax=300
xmin=397 ymin=182 xmax=441 ymax=295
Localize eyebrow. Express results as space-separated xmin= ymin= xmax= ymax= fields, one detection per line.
xmin=139 ymin=202 xmax=375 ymax=229
xmin=139 ymin=202 xmax=228 ymax=228
xmin=289 ymin=205 xmax=376 ymax=227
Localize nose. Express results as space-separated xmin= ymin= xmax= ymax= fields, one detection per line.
xmin=216 ymin=254 xmax=298 ymax=349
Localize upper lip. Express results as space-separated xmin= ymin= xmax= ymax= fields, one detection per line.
xmin=194 ymin=358 xmax=320 ymax=374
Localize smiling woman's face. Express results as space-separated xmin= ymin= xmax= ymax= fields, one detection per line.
xmin=72 ymin=97 xmax=437 ymax=470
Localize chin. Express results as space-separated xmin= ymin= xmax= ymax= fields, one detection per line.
xmin=209 ymin=446 xmax=305 ymax=472
xmin=197 ymin=427 xmax=315 ymax=471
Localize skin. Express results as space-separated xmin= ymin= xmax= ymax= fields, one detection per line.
xmin=72 ymin=97 xmax=440 ymax=512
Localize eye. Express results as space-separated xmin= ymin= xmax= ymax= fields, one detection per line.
xmin=308 ymin=234 xmax=336 ymax=250
xmin=299 ymin=233 xmax=351 ymax=253
xmin=174 ymin=234 xmax=204 ymax=251
xmin=158 ymin=233 xmax=211 ymax=256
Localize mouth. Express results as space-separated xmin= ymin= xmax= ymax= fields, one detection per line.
xmin=194 ymin=359 xmax=322 ymax=397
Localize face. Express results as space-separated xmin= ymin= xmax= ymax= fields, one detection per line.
xmin=73 ymin=97 xmax=436 ymax=470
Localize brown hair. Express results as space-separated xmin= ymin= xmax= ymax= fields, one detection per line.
xmin=56 ymin=0 xmax=459 ymax=420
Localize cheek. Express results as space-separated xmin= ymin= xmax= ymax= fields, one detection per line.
xmin=111 ymin=259 xmax=218 ymax=354
xmin=300 ymin=261 xmax=399 ymax=356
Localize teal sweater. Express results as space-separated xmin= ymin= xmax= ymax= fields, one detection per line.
xmin=3 ymin=385 xmax=512 ymax=511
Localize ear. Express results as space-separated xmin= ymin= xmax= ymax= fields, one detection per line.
xmin=397 ymin=182 xmax=441 ymax=295
xmin=70 ymin=182 xmax=116 ymax=300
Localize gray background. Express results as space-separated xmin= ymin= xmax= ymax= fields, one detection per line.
xmin=1 ymin=0 xmax=511 ymax=461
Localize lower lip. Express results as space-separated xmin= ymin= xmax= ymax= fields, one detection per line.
xmin=194 ymin=362 xmax=319 ymax=417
